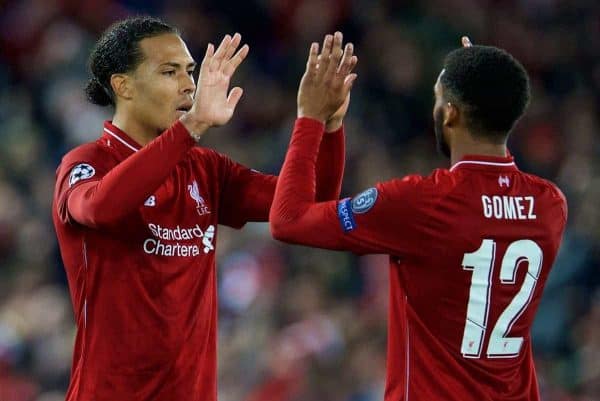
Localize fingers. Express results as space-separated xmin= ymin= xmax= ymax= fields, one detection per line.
xmin=324 ymin=32 xmax=344 ymax=82
xmin=224 ymin=33 xmax=242 ymax=60
xmin=317 ymin=34 xmax=334 ymax=79
xmin=210 ymin=34 xmax=232 ymax=71
xmin=337 ymin=42 xmax=356 ymax=76
xmin=462 ymin=36 xmax=473 ymax=47
xmin=221 ymin=33 xmax=242 ymax=70
xmin=200 ymin=43 xmax=215 ymax=70
xmin=223 ymin=44 xmax=250 ymax=76
xmin=305 ymin=42 xmax=319 ymax=77
xmin=208 ymin=33 xmax=247 ymax=73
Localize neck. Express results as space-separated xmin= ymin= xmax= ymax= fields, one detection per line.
xmin=112 ymin=108 xmax=157 ymax=147
xmin=450 ymin=130 xmax=507 ymax=165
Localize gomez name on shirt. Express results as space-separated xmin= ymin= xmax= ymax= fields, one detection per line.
xmin=481 ymin=195 xmax=536 ymax=220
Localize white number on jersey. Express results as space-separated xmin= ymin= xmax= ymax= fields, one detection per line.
xmin=461 ymin=239 xmax=543 ymax=358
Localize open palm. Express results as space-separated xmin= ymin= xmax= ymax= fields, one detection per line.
xmin=190 ymin=33 xmax=249 ymax=127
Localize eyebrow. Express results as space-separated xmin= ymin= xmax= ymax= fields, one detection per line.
xmin=159 ymin=61 xmax=197 ymax=69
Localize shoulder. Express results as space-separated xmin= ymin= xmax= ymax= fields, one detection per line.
xmin=527 ymin=173 xmax=565 ymax=197
xmin=379 ymin=168 xmax=456 ymax=198
xmin=60 ymin=140 xmax=115 ymax=169
xmin=519 ymin=171 xmax=568 ymax=216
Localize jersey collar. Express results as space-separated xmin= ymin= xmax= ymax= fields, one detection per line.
xmin=101 ymin=121 xmax=142 ymax=154
xmin=450 ymin=154 xmax=518 ymax=172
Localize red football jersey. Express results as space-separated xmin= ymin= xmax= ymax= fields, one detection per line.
xmin=52 ymin=120 xmax=345 ymax=401
xmin=271 ymin=118 xmax=568 ymax=401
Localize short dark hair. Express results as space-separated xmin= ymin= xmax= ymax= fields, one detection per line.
xmin=440 ymin=45 xmax=530 ymax=140
xmin=85 ymin=16 xmax=178 ymax=106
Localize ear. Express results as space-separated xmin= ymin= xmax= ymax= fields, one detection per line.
xmin=444 ymin=102 xmax=459 ymax=127
xmin=110 ymin=74 xmax=134 ymax=101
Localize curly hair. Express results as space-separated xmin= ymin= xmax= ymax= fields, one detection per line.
xmin=85 ymin=16 xmax=178 ymax=106
xmin=440 ymin=45 xmax=530 ymax=140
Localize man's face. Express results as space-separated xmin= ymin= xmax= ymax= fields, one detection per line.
xmin=433 ymin=70 xmax=451 ymax=158
xmin=128 ymin=34 xmax=197 ymax=134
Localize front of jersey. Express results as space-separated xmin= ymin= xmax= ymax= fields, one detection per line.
xmin=53 ymin=120 xmax=344 ymax=401
xmin=270 ymin=118 xmax=568 ymax=401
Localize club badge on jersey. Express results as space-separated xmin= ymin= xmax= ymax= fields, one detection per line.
xmin=337 ymin=187 xmax=378 ymax=233
xmin=69 ymin=163 xmax=95 ymax=187
xmin=188 ymin=180 xmax=211 ymax=216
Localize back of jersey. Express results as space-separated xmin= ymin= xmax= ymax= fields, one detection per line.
xmin=390 ymin=156 xmax=567 ymax=401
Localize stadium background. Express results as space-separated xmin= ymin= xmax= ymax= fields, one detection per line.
xmin=0 ymin=0 xmax=598 ymax=400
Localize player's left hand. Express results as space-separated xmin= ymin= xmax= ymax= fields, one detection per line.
xmin=297 ymin=31 xmax=358 ymax=124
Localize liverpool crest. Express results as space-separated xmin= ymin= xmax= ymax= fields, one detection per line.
xmin=188 ymin=180 xmax=211 ymax=216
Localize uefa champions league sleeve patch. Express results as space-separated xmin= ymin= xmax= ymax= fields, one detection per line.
xmin=69 ymin=163 xmax=96 ymax=187
xmin=351 ymin=187 xmax=378 ymax=214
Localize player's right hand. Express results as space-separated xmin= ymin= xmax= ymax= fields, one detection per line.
xmin=297 ymin=32 xmax=358 ymax=123
xmin=180 ymin=33 xmax=249 ymax=139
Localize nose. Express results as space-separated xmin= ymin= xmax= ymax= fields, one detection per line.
xmin=181 ymin=72 xmax=196 ymax=95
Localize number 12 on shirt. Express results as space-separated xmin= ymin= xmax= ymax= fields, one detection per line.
xmin=461 ymin=239 xmax=543 ymax=359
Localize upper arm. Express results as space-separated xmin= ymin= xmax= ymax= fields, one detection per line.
xmin=271 ymin=176 xmax=433 ymax=256
xmin=54 ymin=146 xmax=113 ymax=227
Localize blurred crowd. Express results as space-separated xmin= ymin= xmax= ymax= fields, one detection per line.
xmin=0 ymin=0 xmax=598 ymax=400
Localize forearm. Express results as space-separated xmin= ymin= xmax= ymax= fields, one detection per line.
xmin=68 ymin=121 xmax=196 ymax=227
xmin=315 ymin=125 xmax=345 ymax=201
xmin=270 ymin=118 xmax=324 ymax=237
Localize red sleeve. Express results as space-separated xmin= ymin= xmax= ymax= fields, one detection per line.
xmin=270 ymin=117 xmax=431 ymax=256
xmin=217 ymin=126 xmax=345 ymax=229
xmin=57 ymin=121 xmax=195 ymax=228
xmin=316 ymin=126 xmax=345 ymax=201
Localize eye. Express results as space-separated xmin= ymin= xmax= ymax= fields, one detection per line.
xmin=162 ymin=70 xmax=176 ymax=76
xmin=187 ymin=70 xmax=194 ymax=77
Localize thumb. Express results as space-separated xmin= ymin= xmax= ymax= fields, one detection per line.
xmin=227 ymin=87 xmax=244 ymax=110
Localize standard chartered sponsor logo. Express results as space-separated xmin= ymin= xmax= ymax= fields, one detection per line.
xmin=143 ymin=223 xmax=215 ymax=257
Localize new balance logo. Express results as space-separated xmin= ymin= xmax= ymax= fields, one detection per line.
xmin=144 ymin=196 xmax=156 ymax=207
xmin=498 ymin=176 xmax=510 ymax=188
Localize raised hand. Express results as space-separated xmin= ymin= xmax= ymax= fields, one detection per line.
xmin=297 ymin=32 xmax=358 ymax=124
xmin=181 ymin=33 xmax=249 ymax=139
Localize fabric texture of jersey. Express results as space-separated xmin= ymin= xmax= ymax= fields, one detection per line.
xmin=52 ymin=119 xmax=345 ymax=401
xmin=270 ymin=118 xmax=568 ymax=401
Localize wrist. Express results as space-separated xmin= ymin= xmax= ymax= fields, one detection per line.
xmin=297 ymin=109 xmax=327 ymax=124
xmin=179 ymin=114 xmax=210 ymax=141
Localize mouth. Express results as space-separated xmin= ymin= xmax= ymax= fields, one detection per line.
xmin=176 ymin=104 xmax=192 ymax=113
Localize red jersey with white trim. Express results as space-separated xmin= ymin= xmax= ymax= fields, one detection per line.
xmin=52 ymin=120 xmax=345 ymax=401
xmin=270 ymin=118 xmax=568 ymax=401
